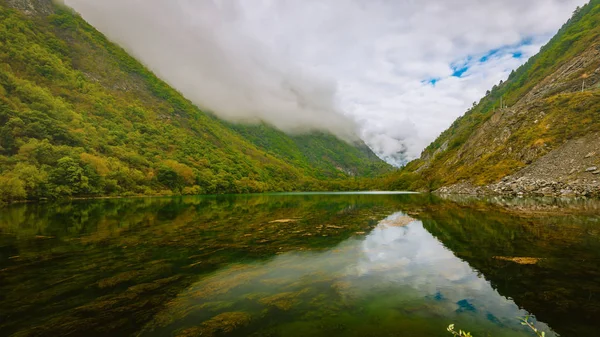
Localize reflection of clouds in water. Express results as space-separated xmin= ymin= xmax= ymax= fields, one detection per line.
xmin=144 ymin=212 xmax=555 ymax=336
xmin=350 ymin=212 xmax=554 ymax=335
xmin=356 ymin=212 xmax=477 ymax=288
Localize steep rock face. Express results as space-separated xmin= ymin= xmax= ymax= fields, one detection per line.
xmin=391 ymin=0 xmax=600 ymax=196
xmin=5 ymin=0 xmax=55 ymax=15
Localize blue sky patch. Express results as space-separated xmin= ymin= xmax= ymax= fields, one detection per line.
xmin=444 ymin=36 xmax=535 ymax=81
xmin=479 ymin=48 xmax=500 ymax=62
xmin=451 ymin=65 xmax=469 ymax=77
xmin=421 ymin=78 xmax=440 ymax=86
xmin=481 ymin=36 xmax=533 ymax=62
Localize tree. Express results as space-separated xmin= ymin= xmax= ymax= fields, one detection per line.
xmin=14 ymin=163 xmax=48 ymax=199
xmin=0 ymin=117 xmax=24 ymax=155
xmin=157 ymin=166 xmax=184 ymax=191
xmin=50 ymin=157 xmax=90 ymax=196
xmin=0 ymin=174 xmax=26 ymax=201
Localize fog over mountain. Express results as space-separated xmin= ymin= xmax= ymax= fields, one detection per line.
xmin=64 ymin=0 xmax=585 ymax=165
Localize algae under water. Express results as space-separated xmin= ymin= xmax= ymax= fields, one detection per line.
xmin=1 ymin=193 xmax=599 ymax=336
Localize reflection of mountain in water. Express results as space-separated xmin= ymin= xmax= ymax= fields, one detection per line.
xmin=419 ymin=202 xmax=600 ymax=337
xmin=141 ymin=212 xmax=552 ymax=337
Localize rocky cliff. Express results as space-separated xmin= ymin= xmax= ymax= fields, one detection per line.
xmin=389 ymin=0 xmax=600 ymax=197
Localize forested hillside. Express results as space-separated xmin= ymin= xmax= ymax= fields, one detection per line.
xmin=0 ymin=0 xmax=390 ymax=202
xmin=385 ymin=0 xmax=600 ymax=196
xmin=228 ymin=123 xmax=387 ymax=179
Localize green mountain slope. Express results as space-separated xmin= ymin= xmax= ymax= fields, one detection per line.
xmin=228 ymin=123 xmax=388 ymax=179
xmin=385 ymin=0 xmax=600 ymax=195
xmin=0 ymin=0 xmax=390 ymax=202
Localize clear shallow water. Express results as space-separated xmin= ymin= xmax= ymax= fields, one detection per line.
xmin=1 ymin=193 xmax=599 ymax=336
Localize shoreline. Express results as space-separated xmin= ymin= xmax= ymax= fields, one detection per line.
xmin=436 ymin=180 xmax=600 ymax=198
xmin=0 ymin=190 xmax=413 ymax=207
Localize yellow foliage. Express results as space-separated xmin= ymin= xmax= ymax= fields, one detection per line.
xmin=80 ymin=153 xmax=110 ymax=176
xmin=0 ymin=174 xmax=26 ymax=201
xmin=163 ymin=160 xmax=195 ymax=185
xmin=532 ymin=138 xmax=548 ymax=147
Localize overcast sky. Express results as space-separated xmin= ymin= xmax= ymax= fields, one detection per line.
xmin=65 ymin=0 xmax=587 ymax=165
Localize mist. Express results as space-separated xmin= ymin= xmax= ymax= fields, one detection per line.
xmin=63 ymin=0 xmax=585 ymax=166
xmin=63 ymin=0 xmax=358 ymax=141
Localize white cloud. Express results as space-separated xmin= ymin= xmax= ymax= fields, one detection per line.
xmin=65 ymin=0 xmax=587 ymax=165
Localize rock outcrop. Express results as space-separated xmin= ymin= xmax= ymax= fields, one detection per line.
xmin=5 ymin=0 xmax=57 ymax=15
xmin=437 ymin=132 xmax=600 ymax=197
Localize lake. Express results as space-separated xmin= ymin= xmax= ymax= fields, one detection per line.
xmin=1 ymin=193 xmax=599 ymax=337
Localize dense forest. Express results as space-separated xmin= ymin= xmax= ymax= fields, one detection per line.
xmin=0 ymin=0 xmax=391 ymax=203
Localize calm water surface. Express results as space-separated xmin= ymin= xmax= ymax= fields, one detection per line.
xmin=1 ymin=193 xmax=599 ymax=337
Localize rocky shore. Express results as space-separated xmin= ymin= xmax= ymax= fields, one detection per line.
xmin=436 ymin=177 xmax=600 ymax=197
xmin=436 ymin=132 xmax=600 ymax=198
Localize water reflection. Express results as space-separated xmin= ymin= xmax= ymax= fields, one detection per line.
xmin=357 ymin=213 xmax=555 ymax=335
xmin=1 ymin=194 xmax=599 ymax=337
xmin=141 ymin=212 xmax=554 ymax=337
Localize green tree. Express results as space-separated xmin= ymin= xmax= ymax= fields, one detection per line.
xmin=157 ymin=166 xmax=184 ymax=191
xmin=14 ymin=163 xmax=49 ymax=199
xmin=0 ymin=117 xmax=24 ymax=155
xmin=0 ymin=174 xmax=26 ymax=201
xmin=50 ymin=157 xmax=90 ymax=196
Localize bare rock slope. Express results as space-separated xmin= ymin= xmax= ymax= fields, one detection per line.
xmin=438 ymin=132 xmax=600 ymax=197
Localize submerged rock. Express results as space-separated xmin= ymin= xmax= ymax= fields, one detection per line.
xmin=493 ymin=256 xmax=542 ymax=265
xmin=176 ymin=312 xmax=251 ymax=337
xmin=269 ymin=219 xmax=300 ymax=223
xmin=258 ymin=289 xmax=309 ymax=311
xmin=379 ymin=216 xmax=416 ymax=228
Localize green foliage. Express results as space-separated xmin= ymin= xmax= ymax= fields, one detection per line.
xmin=49 ymin=156 xmax=90 ymax=196
xmin=228 ymin=123 xmax=391 ymax=179
xmin=447 ymin=324 xmax=473 ymax=337
xmin=0 ymin=172 xmax=26 ymax=201
xmin=0 ymin=2 xmax=388 ymax=202
xmin=520 ymin=316 xmax=546 ymax=337
xmin=157 ymin=166 xmax=184 ymax=191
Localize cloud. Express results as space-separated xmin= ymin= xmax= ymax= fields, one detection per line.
xmin=63 ymin=0 xmax=358 ymax=141
xmin=64 ymin=0 xmax=586 ymax=165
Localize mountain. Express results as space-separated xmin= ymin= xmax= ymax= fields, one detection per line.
xmin=0 ymin=0 xmax=390 ymax=202
xmin=385 ymin=0 xmax=600 ymax=197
